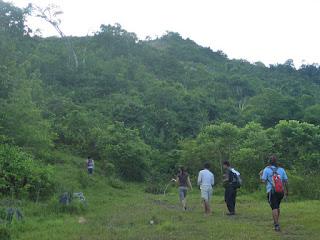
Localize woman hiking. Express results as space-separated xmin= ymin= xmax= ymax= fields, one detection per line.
xmin=175 ymin=167 xmax=193 ymax=211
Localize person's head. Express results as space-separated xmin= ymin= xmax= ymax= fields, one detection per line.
xmin=204 ymin=162 xmax=210 ymax=170
xmin=88 ymin=156 xmax=91 ymax=160
xmin=269 ymin=155 xmax=277 ymax=167
xmin=223 ymin=160 xmax=231 ymax=169
xmin=179 ymin=166 xmax=186 ymax=174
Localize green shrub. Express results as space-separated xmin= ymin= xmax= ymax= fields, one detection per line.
xmin=0 ymin=144 xmax=55 ymax=200
xmin=104 ymin=162 xmax=116 ymax=178
xmin=144 ymin=182 xmax=164 ymax=194
xmin=108 ymin=178 xmax=126 ymax=189
xmin=0 ymin=227 xmax=11 ymax=240
xmin=144 ymin=172 xmax=167 ymax=194
xmin=49 ymin=193 xmax=87 ymax=215
xmin=288 ymin=172 xmax=320 ymax=200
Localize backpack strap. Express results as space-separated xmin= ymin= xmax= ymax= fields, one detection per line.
xmin=269 ymin=166 xmax=278 ymax=175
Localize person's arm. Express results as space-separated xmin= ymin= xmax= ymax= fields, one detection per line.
xmin=261 ymin=168 xmax=267 ymax=183
xmin=283 ymin=181 xmax=289 ymax=196
xmin=187 ymin=176 xmax=192 ymax=190
xmin=175 ymin=176 xmax=179 ymax=186
xmin=197 ymin=172 xmax=202 ymax=186
xmin=211 ymin=173 xmax=215 ymax=186
xmin=283 ymin=170 xmax=289 ymax=196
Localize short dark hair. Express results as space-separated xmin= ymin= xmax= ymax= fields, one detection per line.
xmin=88 ymin=156 xmax=91 ymax=159
xmin=223 ymin=160 xmax=230 ymax=167
xmin=269 ymin=155 xmax=277 ymax=166
xmin=204 ymin=162 xmax=210 ymax=169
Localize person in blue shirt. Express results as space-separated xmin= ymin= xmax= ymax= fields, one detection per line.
xmin=261 ymin=156 xmax=289 ymax=232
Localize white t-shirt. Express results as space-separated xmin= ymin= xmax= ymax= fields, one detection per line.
xmin=197 ymin=169 xmax=214 ymax=189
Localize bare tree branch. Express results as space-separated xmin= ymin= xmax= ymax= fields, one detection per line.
xmin=33 ymin=4 xmax=79 ymax=70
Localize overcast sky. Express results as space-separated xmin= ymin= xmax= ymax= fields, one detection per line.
xmin=8 ymin=0 xmax=320 ymax=67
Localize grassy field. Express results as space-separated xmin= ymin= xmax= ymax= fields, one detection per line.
xmin=7 ymin=171 xmax=320 ymax=240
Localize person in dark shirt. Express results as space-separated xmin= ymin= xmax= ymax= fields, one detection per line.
xmin=175 ymin=167 xmax=192 ymax=211
xmin=223 ymin=161 xmax=240 ymax=216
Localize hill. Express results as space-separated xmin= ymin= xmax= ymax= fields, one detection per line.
xmin=0 ymin=1 xmax=320 ymax=201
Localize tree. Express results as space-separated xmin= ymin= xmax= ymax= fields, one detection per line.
xmin=32 ymin=4 xmax=79 ymax=69
xmin=243 ymin=89 xmax=300 ymax=127
xmin=303 ymin=104 xmax=320 ymax=125
xmin=95 ymin=122 xmax=151 ymax=181
xmin=0 ymin=74 xmax=55 ymax=153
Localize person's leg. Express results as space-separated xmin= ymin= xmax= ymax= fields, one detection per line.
xmin=275 ymin=193 xmax=284 ymax=230
xmin=182 ymin=188 xmax=187 ymax=210
xmin=224 ymin=187 xmax=229 ymax=211
xmin=269 ymin=192 xmax=283 ymax=231
xmin=228 ymin=187 xmax=236 ymax=214
xmin=225 ymin=187 xmax=234 ymax=214
xmin=201 ymin=189 xmax=207 ymax=214
xmin=206 ymin=189 xmax=212 ymax=214
xmin=202 ymin=200 xmax=208 ymax=214
xmin=233 ymin=189 xmax=237 ymax=213
xmin=272 ymin=208 xmax=279 ymax=225
xmin=179 ymin=188 xmax=185 ymax=210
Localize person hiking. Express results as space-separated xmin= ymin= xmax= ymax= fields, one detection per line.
xmin=86 ymin=156 xmax=94 ymax=175
xmin=175 ymin=167 xmax=193 ymax=211
xmin=197 ymin=163 xmax=214 ymax=215
xmin=223 ymin=161 xmax=241 ymax=216
xmin=261 ymin=155 xmax=288 ymax=232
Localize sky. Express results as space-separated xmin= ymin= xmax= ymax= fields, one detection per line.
xmin=8 ymin=0 xmax=320 ymax=67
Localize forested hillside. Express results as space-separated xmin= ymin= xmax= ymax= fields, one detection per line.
xmin=1 ymin=1 xmax=320 ymax=200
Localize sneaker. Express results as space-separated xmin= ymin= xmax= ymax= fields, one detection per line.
xmin=226 ymin=212 xmax=235 ymax=216
xmin=274 ymin=224 xmax=281 ymax=232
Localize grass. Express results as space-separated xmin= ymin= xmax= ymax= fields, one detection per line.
xmin=7 ymin=175 xmax=320 ymax=240
xmin=3 ymin=153 xmax=319 ymax=240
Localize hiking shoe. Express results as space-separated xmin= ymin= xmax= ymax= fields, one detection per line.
xmin=274 ymin=224 xmax=281 ymax=232
xmin=226 ymin=212 xmax=235 ymax=216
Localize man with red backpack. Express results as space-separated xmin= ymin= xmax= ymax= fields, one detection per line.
xmin=261 ymin=156 xmax=288 ymax=232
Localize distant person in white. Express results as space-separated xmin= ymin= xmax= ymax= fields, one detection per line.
xmin=197 ymin=162 xmax=215 ymax=215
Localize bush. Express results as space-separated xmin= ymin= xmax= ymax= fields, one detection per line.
xmin=0 ymin=144 xmax=55 ymax=200
xmin=104 ymin=162 xmax=116 ymax=178
xmin=288 ymin=172 xmax=320 ymax=200
xmin=108 ymin=178 xmax=126 ymax=189
xmin=144 ymin=173 xmax=166 ymax=195
xmin=0 ymin=227 xmax=11 ymax=240
xmin=144 ymin=182 xmax=164 ymax=195
xmin=49 ymin=192 xmax=87 ymax=215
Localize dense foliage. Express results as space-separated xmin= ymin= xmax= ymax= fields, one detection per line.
xmin=1 ymin=1 xmax=320 ymax=198
xmin=0 ymin=144 xmax=54 ymax=199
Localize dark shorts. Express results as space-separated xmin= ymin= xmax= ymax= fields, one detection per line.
xmin=267 ymin=192 xmax=284 ymax=210
xmin=88 ymin=168 xmax=93 ymax=175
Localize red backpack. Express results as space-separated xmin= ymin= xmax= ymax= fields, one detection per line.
xmin=270 ymin=167 xmax=284 ymax=193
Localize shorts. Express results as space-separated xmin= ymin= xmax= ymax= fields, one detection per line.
xmin=88 ymin=168 xmax=93 ymax=175
xmin=179 ymin=186 xmax=188 ymax=201
xmin=267 ymin=191 xmax=284 ymax=210
xmin=200 ymin=186 xmax=213 ymax=202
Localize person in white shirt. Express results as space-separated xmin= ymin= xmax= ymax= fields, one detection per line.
xmin=197 ymin=163 xmax=215 ymax=215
